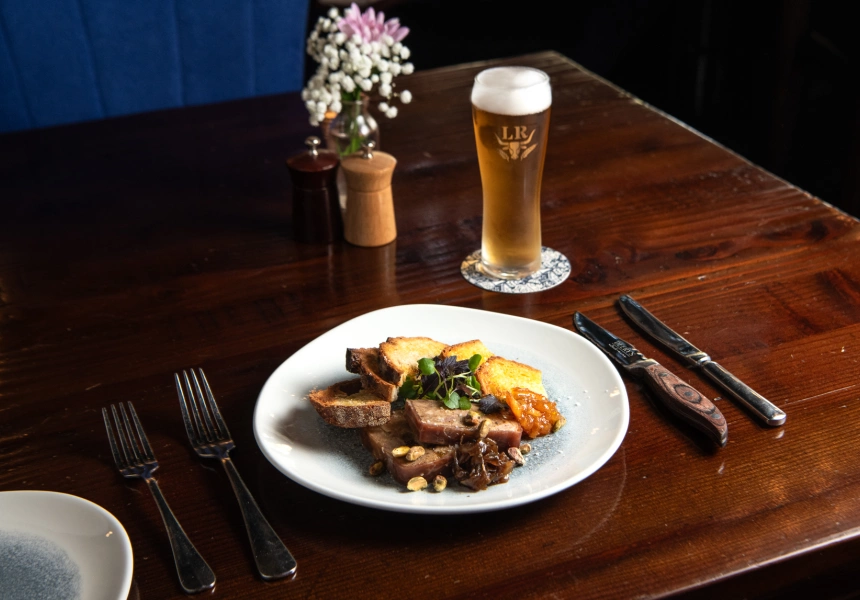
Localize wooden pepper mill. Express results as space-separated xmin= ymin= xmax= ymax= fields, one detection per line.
xmin=341 ymin=141 xmax=397 ymax=247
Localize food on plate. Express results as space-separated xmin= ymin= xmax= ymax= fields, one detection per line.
xmin=360 ymin=411 xmax=455 ymax=485
xmin=378 ymin=336 xmax=448 ymax=385
xmin=503 ymin=388 xmax=566 ymax=438
xmin=345 ymin=347 xmax=399 ymax=402
xmin=307 ymin=337 xmax=565 ymax=492
xmin=308 ymin=379 xmax=391 ymax=428
xmin=476 ymin=355 xmax=547 ymax=397
xmin=438 ymin=339 xmax=494 ymax=367
xmin=405 ymin=398 xmax=522 ymax=449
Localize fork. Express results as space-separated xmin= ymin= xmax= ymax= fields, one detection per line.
xmin=175 ymin=368 xmax=298 ymax=580
xmin=102 ymin=402 xmax=216 ymax=594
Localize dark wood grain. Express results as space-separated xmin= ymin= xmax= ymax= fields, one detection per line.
xmin=2 ymin=51 xmax=859 ymax=599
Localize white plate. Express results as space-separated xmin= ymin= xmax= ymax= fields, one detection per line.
xmin=253 ymin=304 xmax=629 ymax=514
xmin=0 ymin=491 xmax=133 ymax=600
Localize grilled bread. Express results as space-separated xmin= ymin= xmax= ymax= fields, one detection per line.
xmin=308 ymin=379 xmax=391 ymax=428
xmin=475 ymin=356 xmax=547 ymax=398
xmin=345 ymin=347 xmax=399 ymax=402
xmin=378 ymin=336 xmax=447 ymax=385
xmin=438 ymin=339 xmax=493 ymax=368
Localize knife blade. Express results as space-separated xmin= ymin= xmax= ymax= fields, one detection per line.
xmin=618 ymin=295 xmax=786 ymax=426
xmin=573 ymin=312 xmax=728 ymax=446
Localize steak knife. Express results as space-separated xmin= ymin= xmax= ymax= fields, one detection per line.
xmin=573 ymin=312 xmax=728 ymax=446
xmin=618 ymin=295 xmax=786 ymax=426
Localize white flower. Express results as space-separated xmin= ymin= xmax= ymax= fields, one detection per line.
xmin=301 ymin=5 xmax=416 ymax=124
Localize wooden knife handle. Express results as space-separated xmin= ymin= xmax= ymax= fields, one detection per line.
xmin=641 ymin=363 xmax=728 ymax=447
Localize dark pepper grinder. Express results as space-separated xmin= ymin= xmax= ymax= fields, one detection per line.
xmin=286 ymin=136 xmax=343 ymax=243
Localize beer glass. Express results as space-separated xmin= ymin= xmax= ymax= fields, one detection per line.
xmin=472 ymin=66 xmax=551 ymax=279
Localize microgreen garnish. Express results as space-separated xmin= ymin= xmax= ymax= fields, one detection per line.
xmin=399 ymin=354 xmax=483 ymax=409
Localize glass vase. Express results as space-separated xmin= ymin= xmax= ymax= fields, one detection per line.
xmin=324 ymin=96 xmax=380 ymax=211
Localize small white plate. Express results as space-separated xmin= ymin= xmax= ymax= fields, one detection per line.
xmin=0 ymin=491 xmax=133 ymax=600
xmin=253 ymin=304 xmax=629 ymax=514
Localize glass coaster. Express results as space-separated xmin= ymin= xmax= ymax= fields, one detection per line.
xmin=460 ymin=247 xmax=571 ymax=294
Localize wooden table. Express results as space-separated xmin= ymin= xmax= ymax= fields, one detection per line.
xmin=2 ymin=51 xmax=859 ymax=599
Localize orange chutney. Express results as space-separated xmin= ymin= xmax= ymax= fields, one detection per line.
xmin=502 ymin=387 xmax=564 ymax=438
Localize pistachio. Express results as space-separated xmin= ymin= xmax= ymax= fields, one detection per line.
xmin=405 ymin=446 xmax=425 ymax=461
xmin=507 ymin=446 xmax=525 ymax=466
xmin=368 ymin=460 xmax=385 ymax=476
xmin=463 ymin=410 xmax=482 ymax=426
xmin=432 ymin=475 xmax=447 ymax=492
xmin=552 ymin=415 xmax=567 ymax=433
xmin=392 ymin=446 xmax=410 ymax=458
xmin=520 ymin=442 xmax=532 ymax=455
xmin=407 ymin=476 xmax=428 ymax=491
xmin=478 ymin=418 xmax=491 ymax=439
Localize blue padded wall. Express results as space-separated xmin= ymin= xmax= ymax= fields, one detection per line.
xmin=0 ymin=0 xmax=310 ymax=133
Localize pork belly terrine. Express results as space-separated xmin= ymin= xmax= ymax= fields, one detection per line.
xmin=404 ymin=398 xmax=523 ymax=450
xmin=360 ymin=411 xmax=454 ymax=485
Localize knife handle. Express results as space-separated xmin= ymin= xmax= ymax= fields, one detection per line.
xmin=701 ymin=361 xmax=786 ymax=426
xmin=641 ymin=363 xmax=728 ymax=446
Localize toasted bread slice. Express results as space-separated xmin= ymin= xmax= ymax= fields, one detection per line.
xmin=378 ymin=336 xmax=447 ymax=386
xmin=475 ymin=356 xmax=547 ymax=398
xmin=308 ymin=379 xmax=391 ymax=428
xmin=438 ymin=339 xmax=493 ymax=368
xmin=345 ymin=347 xmax=399 ymax=402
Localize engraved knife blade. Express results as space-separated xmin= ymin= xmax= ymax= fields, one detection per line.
xmin=618 ymin=295 xmax=786 ymax=426
xmin=573 ymin=312 xmax=728 ymax=446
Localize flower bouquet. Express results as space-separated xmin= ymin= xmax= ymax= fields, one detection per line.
xmin=302 ymin=3 xmax=414 ymax=157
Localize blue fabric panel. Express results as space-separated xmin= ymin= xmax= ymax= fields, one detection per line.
xmin=0 ymin=15 xmax=31 ymax=131
xmin=175 ymin=1 xmax=255 ymax=105
xmin=0 ymin=0 xmax=309 ymax=133
xmin=254 ymin=0 xmax=309 ymax=95
xmin=79 ymin=0 xmax=182 ymax=117
xmin=0 ymin=0 xmax=104 ymax=128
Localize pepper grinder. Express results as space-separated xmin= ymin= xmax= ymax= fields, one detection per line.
xmin=286 ymin=136 xmax=342 ymax=243
xmin=341 ymin=141 xmax=397 ymax=247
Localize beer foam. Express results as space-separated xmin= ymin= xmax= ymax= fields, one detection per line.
xmin=471 ymin=67 xmax=551 ymax=116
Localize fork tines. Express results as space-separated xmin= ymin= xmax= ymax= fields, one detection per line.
xmin=176 ymin=368 xmax=232 ymax=446
xmin=102 ymin=401 xmax=157 ymax=472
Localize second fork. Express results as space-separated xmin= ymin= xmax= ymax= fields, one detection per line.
xmin=176 ymin=368 xmax=297 ymax=580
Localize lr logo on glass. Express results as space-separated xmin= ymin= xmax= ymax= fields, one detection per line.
xmin=495 ymin=126 xmax=538 ymax=161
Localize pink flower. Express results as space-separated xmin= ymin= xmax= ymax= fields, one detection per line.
xmin=338 ymin=3 xmax=409 ymax=43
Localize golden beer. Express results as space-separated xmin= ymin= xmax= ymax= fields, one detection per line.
xmin=472 ymin=67 xmax=551 ymax=279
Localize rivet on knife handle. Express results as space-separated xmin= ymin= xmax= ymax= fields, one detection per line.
xmin=700 ymin=361 xmax=786 ymax=426
xmin=640 ymin=363 xmax=728 ymax=447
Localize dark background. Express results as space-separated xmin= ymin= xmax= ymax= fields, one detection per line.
xmin=309 ymin=0 xmax=860 ymax=217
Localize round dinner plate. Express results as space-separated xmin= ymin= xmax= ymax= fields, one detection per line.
xmin=253 ymin=304 xmax=629 ymax=514
xmin=0 ymin=490 xmax=133 ymax=600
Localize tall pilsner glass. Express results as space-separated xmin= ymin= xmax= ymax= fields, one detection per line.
xmin=472 ymin=67 xmax=551 ymax=279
